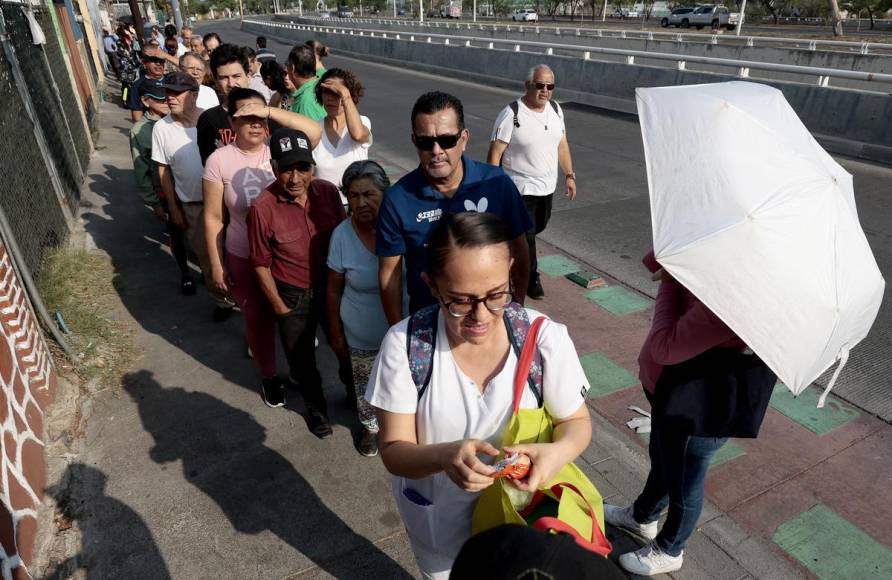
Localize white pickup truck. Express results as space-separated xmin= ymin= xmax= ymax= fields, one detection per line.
xmin=682 ymin=5 xmax=740 ymax=30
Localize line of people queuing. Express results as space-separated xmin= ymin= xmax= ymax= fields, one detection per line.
xmin=126 ymin=24 xmax=772 ymax=579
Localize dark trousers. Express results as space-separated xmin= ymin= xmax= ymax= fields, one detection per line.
xmin=632 ymin=426 xmax=728 ymax=556
xmin=523 ymin=194 xmax=553 ymax=284
xmin=162 ymin=199 xmax=189 ymax=277
xmin=105 ymin=51 xmax=120 ymax=79
xmin=276 ymin=282 xmax=328 ymax=414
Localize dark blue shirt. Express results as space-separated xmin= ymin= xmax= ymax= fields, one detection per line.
xmin=376 ymin=156 xmax=532 ymax=313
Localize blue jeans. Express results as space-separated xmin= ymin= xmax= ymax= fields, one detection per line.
xmin=632 ymin=427 xmax=728 ymax=556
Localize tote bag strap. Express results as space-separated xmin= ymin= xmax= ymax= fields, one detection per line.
xmin=530 ymin=482 xmax=612 ymax=557
xmin=513 ymin=316 xmax=546 ymax=415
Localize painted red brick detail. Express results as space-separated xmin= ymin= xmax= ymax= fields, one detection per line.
xmin=0 ymin=242 xmax=58 ymax=578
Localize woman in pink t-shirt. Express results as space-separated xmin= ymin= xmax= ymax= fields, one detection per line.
xmin=202 ymin=87 xmax=321 ymax=403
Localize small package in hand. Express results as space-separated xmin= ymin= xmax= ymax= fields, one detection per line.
xmin=491 ymin=452 xmax=531 ymax=480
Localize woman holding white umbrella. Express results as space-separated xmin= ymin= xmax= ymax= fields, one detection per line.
xmin=604 ymin=251 xmax=776 ymax=577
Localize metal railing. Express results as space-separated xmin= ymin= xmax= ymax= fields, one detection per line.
xmin=287 ymin=15 xmax=892 ymax=56
xmin=248 ymin=19 xmax=892 ymax=88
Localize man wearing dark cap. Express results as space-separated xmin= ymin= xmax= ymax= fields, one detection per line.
xmin=129 ymin=78 xmax=193 ymax=293
xmin=127 ymin=43 xmax=168 ymax=122
xmin=247 ymin=128 xmax=345 ymax=435
xmin=152 ymin=71 xmax=235 ymax=313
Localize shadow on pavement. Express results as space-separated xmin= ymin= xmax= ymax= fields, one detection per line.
xmin=122 ymin=369 xmax=412 ymax=578
xmin=43 ymin=463 xmax=172 ymax=579
xmin=80 ymin=157 xmax=359 ymax=434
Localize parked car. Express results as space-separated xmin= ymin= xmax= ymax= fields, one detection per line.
xmin=661 ymin=7 xmax=694 ymax=27
xmin=439 ymin=4 xmax=461 ymax=18
xmin=318 ymin=10 xmax=331 ymax=18
xmin=337 ymin=6 xmax=353 ymax=18
xmin=512 ymin=8 xmax=539 ymax=22
xmin=613 ymin=8 xmax=640 ymax=18
xmin=679 ymin=5 xmax=740 ymax=30
xmin=398 ymin=8 xmax=407 ymax=15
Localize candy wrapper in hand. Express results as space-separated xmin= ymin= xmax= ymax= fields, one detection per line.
xmin=491 ymin=452 xmax=531 ymax=480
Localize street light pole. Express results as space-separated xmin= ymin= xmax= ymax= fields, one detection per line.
xmin=601 ymin=0 xmax=607 ymax=22
xmin=419 ymin=0 xmax=423 ymax=22
xmin=473 ymin=0 xmax=476 ymax=22
xmin=735 ymin=0 xmax=746 ymax=36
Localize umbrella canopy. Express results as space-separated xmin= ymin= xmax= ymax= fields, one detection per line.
xmin=636 ymin=81 xmax=884 ymax=403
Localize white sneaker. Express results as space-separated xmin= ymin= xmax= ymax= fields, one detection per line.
xmin=603 ymin=504 xmax=658 ymax=540
xmin=619 ymin=542 xmax=684 ymax=576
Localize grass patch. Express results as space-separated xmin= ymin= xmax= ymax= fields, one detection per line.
xmin=38 ymin=248 xmax=137 ymax=390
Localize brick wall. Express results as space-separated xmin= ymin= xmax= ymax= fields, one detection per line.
xmin=0 ymin=242 xmax=57 ymax=580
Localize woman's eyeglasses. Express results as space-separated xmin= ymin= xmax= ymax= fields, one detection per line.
xmin=413 ymin=133 xmax=462 ymax=151
xmin=441 ymin=291 xmax=513 ymax=318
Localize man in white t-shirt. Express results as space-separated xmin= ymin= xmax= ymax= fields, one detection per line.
xmin=152 ymin=71 xmax=234 ymax=317
xmin=487 ymin=64 xmax=577 ymax=300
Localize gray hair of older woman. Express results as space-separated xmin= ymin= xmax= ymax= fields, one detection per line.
xmin=341 ymin=160 xmax=391 ymax=196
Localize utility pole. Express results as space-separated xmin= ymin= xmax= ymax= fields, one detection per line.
xmin=128 ymin=0 xmax=147 ymax=42
xmin=170 ymin=0 xmax=183 ymax=30
xmin=735 ymin=0 xmax=746 ymax=36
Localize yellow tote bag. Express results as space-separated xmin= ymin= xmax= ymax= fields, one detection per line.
xmin=471 ymin=317 xmax=612 ymax=556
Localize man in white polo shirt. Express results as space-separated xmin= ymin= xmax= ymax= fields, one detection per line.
xmin=487 ymin=64 xmax=577 ymax=300
xmin=152 ymin=71 xmax=234 ymax=320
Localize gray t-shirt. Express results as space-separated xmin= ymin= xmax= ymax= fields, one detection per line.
xmin=327 ymin=220 xmax=406 ymax=351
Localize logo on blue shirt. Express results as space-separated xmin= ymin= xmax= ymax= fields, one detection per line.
xmin=416 ymin=208 xmax=443 ymax=223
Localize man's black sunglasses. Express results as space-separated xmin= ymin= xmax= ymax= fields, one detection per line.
xmin=413 ymin=133 xmax=462 ymax=151
xmin=535 ymin=82 xmax=556 ymax=91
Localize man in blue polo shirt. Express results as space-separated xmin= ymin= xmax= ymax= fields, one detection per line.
xmin=377 ymin=91 xmax=532 ymax=322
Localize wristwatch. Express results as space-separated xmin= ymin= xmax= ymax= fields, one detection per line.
xmin=565 ymin=172 xmax=577 ymax=180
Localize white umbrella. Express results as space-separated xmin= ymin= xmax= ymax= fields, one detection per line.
xmin=636 ymin=81 xmax=885 ymax=407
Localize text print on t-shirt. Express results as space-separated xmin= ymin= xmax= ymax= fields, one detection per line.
xmin=233 ymin=167 xmax=269 ymax=208
xmin=463 ymin=197 xmax=489 ymax=213
xmin=214 ymin=128 xmax=236 ymax=151
xmin=416 ymin=208 xmax=443 ymax=223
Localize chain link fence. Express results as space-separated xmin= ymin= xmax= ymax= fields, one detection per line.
xmin=0 ymin=3 xmax=92 ymax=278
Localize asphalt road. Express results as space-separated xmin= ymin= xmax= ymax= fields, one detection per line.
xmin=198 ymin=19 xmax=892 ymax=421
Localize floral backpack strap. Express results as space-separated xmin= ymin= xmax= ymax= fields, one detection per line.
xmin=406 ymin=304 xmax=440 ymax=399
xmin=503 ymin=303 xmax=544 ymax=407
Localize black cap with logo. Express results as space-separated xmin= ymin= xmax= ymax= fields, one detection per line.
xmin=270 ymin=128 xmax=315 ymax=167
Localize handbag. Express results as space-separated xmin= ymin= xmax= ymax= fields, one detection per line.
xmin=471 ymin=317 xmax=612 ymax=556
xmin=650 ymin=347 xmax=778 ymax=438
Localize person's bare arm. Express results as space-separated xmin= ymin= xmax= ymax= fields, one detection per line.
xmin=158 ymin=164 xmax=186 ymax=229
xmin=379 ymin=255 xmax=404 ymax=326
xmin=232 ymin=103 xmax=323 ymax=148
xmin=255 ymin=266 xmax=289 ymax=315
xmin=131 ymin=109 xmax=143 ymax=123
xmin=143 ymin=44 xmax=179 ymax=66
xmin=378 ymin=410 xmax=498 ymax=491
xmin=323 ymin=78 xmax=370 ymax=144
xmin=203 ymin=179 xmax=229 ymax=293
xmin=487 ymin=139 xmax=509 ymax=166
xmin=557 ymin=134 xmax=576 ymax=200
xmin=509 ymin=235 xmax=529 ymax=305
xmin=326 ymin=269 xmax=349 ymax=358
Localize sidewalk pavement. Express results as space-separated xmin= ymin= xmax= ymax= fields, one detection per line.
xmin=40 ymin=98 xmax=892 ymax=579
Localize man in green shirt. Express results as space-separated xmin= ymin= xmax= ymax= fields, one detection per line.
xmin=129 ymin=79 xmax=195 ymax=295
xmin=286 ymin=45 xmax=326 ymax=121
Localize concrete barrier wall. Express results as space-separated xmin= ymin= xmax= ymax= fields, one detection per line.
xmin=249 ymin=21 xmax=892 ymax=163
xmin=276 ymin=16 xmax=892 ymax=84
xmin=0 ymin=242 xmax=58 ymax=579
